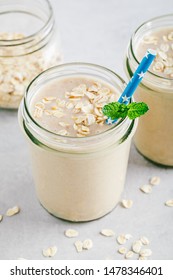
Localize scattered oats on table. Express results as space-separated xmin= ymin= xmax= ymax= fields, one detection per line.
xmin=118 ymin=247 xmax=127 ymax=255
xmin=149 ymin=176 xmax=161 ymax=186
xmin=100 ymin=229 xmax=115 ymax=237
xmin=125 ymin=251 xmax=134 ymax=259
xmin=117 ymin=235 xmax=127 ymax=245
xmin=165 ymin=200 xmax=173 ymax=207
xmin=138 ymin=256 xmax=147 ymax=260
xmin=140 ymin=236 xmax=150 ymax=246
xmin=132 ymin=240 xmax=142 ymax=254
xmin=42 ymin=246 xmax=57 ymax=257
xmin=64 ymin=229 xmax=79 ymax=238
xmin=125 ymin=234 xmax=132 ymax=240
xmin=6 ymin=206 xmax=20 ymax=217
xmin=82 ymin=239 xmax=93 ymax=250
xmin=139 ymin=248 xmax=152 ymax=257
xmin=74 ymin=239 xmax=93 ymax=252
xmin=74 ymin=240 xmax=83 ymax=253
xmin=121 ymin=199 xmax=133 ymax=209
xmin=140 ymin=184 xmax=152 ymax=194
xmin=117 ymin=235 xmax=152 ymax=260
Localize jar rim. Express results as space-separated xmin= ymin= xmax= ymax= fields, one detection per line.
xmin=130 ymin=13 xmax=173 ymax=81
xmin=0 ymin=0 xmax=53 ymax=46
xmin=23 ymin=62 xmax=132 ymax=142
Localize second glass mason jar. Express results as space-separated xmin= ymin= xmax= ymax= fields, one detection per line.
xmin=18 ymin=63 xmax=137 ymax=222
xmin=0 ymin=0 xmax=63 ymax=109
xmin=125 ymin=15 xmax=173 ymax=166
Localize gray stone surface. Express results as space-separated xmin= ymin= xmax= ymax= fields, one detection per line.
xmin=0 ymin=0 xmax=173 ymax=260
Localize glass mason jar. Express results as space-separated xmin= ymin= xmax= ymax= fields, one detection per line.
xmin=125 ymin=15 xmax=173 ymax=166
xmin=0 ymin=0 xmax=63 ymax=109
xmin=18 ymin=63 xmax=137 ymax=222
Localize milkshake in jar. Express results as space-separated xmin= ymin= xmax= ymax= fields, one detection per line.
xmin=19 ymin=63 xmax=137 ymax=222
xmin=125 ymin=15 xmax=173 ymax=166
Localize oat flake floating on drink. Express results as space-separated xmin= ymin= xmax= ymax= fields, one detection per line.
xmin=104 ymin=49 xmax=157 ymax=124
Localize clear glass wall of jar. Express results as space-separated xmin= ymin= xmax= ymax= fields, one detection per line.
xmin=18 ymin=63 xmax=137 ymax=222
xmin=125 ymin=15 xmax=173 ymax=166
xmin=0 ymin=0 xmax=63 ymax=109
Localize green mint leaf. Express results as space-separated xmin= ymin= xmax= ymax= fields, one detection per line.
xmin=102 ymin=102 xmax=128 ymax=120
xmin=102 ymin=101 xmax=149 ymax=120
xmin=127 ymin=102 xmax=149 ymax=119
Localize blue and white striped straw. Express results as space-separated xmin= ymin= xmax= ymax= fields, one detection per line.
xmin=106 ymin=49 xmax=156 ymax=124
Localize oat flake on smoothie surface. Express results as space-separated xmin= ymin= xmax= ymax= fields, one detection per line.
xmin=31 ymin=76 xmax=119 ymax=137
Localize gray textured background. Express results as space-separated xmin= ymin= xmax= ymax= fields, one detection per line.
xmin=0 ymin=0 xmax=173 ymax=260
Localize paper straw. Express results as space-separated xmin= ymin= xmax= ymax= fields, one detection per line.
xmin=106 ymin=49 xmax=156 ymax=124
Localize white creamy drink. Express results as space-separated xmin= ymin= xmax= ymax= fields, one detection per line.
xmin=136 ymin=27 xmax=173 ymax=78
xmin=125 ymin=15 xmax=173 ymax=166
xmin=19 ymin=63 xmax=137 ymax=221
xmin=30 ymin=76 xmax=118 ymax=137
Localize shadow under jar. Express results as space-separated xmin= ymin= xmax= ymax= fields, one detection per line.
xmin=18 ymin=63 xmax=137 ymax=222
xmin=0 ymin=0 xmax=63 ymax=109
xmin=125 ymin=14 xmax=173 ymax=166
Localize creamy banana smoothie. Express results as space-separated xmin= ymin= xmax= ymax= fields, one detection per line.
xmin=125 ymin=15 xmax=173 ymax=166
xmin=30 ymin=76 xmax=117 ymax=137
xmin=19 ymin=63 xmax=137 ymax=221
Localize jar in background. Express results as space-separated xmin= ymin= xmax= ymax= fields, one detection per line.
xmin=18 ymin=63 xmax=137 ymax=222
xmin=0 ymin=0 xmax=63 ymax=109
xmin=125 ymin=15 xmax=173 ymax=166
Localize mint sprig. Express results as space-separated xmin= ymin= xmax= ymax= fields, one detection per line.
xmin=102 ymin=102 xmax=149 ymax=120
xmin=127 ymin=102 xmax=149 ymax=119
